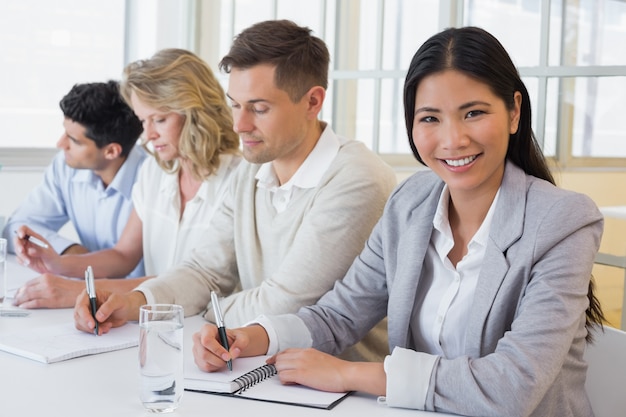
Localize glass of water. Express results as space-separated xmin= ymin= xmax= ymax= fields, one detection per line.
xmin=0 ymin=238 xmax=7 ymax=305
xmin=139 ymin=304 xmax=184 ymax=413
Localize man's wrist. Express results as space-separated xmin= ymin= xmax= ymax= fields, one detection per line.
xmin=243 ymin=324 xmax=270 ymax=356
xmin=61 ymin=244 xmax=89 ymax=255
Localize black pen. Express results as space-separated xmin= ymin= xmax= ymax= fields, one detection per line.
xmin=85 ymin=266 xmax=99 ymax=336
xmin=211 ymin=291 xmax=232 ymax=371
xmin=14 ymin=230 xmax=49 ymax=249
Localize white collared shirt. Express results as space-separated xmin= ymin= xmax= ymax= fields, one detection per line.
xmin=255 ymin=125 xmax=343 ymax=213
xmin=411 ymin=185 xmax=500 ymax=358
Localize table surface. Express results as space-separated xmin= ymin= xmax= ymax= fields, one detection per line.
xmin=0 ymin=258 xmax=453 ymax=417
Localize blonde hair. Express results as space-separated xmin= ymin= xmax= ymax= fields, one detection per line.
xmin=120 ymin=48 xmax=240 ymax=180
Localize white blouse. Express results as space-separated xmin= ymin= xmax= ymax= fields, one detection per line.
xmin=411 ymin=185 xmax=500 ymax=358
xmin=132 ymin=153 xmax=241 ymax=276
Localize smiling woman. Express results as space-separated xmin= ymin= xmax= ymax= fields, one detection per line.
xmin=201 ymin=26 xmax=606 ymax=417
xmin=410 ymin=70 xmax=520 ymax=213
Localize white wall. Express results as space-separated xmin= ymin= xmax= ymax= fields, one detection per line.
xmin=0 ymin=167 xmax=77 ymax=239
xmin=0 ymin=168 xmax=43 ymax=220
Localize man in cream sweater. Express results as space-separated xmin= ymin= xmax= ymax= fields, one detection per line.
xmin=74 ymin=20 xmax=396 ymax=362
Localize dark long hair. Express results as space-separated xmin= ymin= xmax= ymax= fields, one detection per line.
xmin=403 ymin=27 xmax=604 ymax=340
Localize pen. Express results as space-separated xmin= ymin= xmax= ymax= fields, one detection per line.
xmin=211 ymin=291 xmax=232 ymax=371
xmin=14 ymin=231 xmax=49 ymax=249
xmin=85 ymin=266 xmax=99 ymax=336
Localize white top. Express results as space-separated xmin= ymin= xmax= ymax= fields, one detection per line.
xmin=412 ymin=185 xmax=499 ymax=358
xmin=132 ymin=153 xmax=241 ymax=276
xmin=255 ymin=130 xmax=341 ymax=213
xmin=257 ymin=185 xmax=501 ymax=409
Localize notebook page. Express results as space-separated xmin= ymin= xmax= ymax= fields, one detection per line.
xmin=237 ymin=373 xmax=351 ymax=409
xmin=0 ymin=322 xmax=138 ymax=363
xmin=184 ymin=354 xmax=272 ymax=393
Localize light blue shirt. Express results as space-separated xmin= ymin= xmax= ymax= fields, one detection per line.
xmin=2 ymin=146 xmax=147 ymax=277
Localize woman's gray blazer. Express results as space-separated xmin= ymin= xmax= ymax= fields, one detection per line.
xmin=298 ymin=161 xmax=604 ymax=416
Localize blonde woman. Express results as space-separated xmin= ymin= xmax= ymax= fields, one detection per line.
xmin=14 ymin=49 xmax=241 ymax=308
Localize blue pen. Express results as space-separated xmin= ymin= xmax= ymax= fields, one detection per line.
xmin=211 ymin=291 xmax=232 ymax=371
xmin=85 ymin=266 xmax=99 ymax=336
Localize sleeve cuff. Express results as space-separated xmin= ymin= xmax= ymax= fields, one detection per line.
xmin=46 ymin=235 xmax=77 ymax=256
xmin=136 ymin=287 xmax=156 ymax=305
xmin=246 ymin=314 xmax=312 ymax=355
xmin=380 ymin=347 xmax=437 ymax=409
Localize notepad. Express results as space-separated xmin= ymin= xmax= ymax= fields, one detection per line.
xmin=0 ymin=322 xmax=139 ymax=363
xmin=184 ymin=354 xmax=351 ymax=409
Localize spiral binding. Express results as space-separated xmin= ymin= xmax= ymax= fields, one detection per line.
xmin=233 ymin=363 xmax=277 ymax=393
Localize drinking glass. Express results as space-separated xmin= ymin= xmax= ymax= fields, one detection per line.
xmin=139 ymin=304 xmax=184 ymax=413
xmin=0 ymin=238 xmax=7 ymax=305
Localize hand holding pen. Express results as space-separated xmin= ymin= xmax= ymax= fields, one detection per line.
xmin=85 ymin=266 xmax=99 ymax=336
xmin=14 ymin=230 xmax=49 ymax=249
xmin=13 ymin=227 xmax=56 ymax=274
xmin=211 ymin=291 xmax=232 ymax=371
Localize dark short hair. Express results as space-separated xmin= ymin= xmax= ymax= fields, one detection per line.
xmin=403 ymin=26 xmax=553 ymax=184
xmin=219 ymin=19 xmax=330 ymax=102
xmin=59 ymin=80 xmax=142 ymax=157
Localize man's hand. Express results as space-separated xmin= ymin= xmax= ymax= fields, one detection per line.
xmin=192 ymin=324 xmax=270 ymax=372
xmin=13 ymin=273 xmax=83 ymax=309
xmin=13 ymin=226 xmax=60 ymax=274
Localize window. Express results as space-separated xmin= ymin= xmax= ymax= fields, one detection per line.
xmin=463 ymin=0 xmax=626 ymax=167
xmin=200 ymin=0 xmax=626 ymax=169
xmin=0 ymin=0 xmax=126 ymax=163
xmin=2 ymin=0 xmax=626 ymax=170
xmin=0 ymin=0 xmax=195 ymax=167
xmin=198 ymin=0 xmax=440 ymax=169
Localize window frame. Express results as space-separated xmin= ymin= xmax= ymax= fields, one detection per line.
xmin=0 ymin=0 xmax=196 ymax=170
xmin=2 ymin=0 xmax=625 ymax=172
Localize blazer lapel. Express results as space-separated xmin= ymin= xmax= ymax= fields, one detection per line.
xmin=464 ymin=162 xmax=526 ymax=356
xmin=388 ymin=183 xmax=442 ymax=349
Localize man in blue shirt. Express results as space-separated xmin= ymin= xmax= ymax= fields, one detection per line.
xmin=2 ymin=81 xmax=147 ymax=278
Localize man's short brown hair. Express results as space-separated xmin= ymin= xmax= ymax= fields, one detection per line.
xmin=219 ymin=19 xmax=330 ymax=102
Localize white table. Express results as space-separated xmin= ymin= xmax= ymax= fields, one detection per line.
xmin=596 ymin=206 xmax=626 ymax=329
xmin=0 ymin=259 xmax=453 ymax=417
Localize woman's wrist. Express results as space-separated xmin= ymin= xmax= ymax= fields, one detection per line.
xmin=343 ymin=361 xmax=387 ymax=395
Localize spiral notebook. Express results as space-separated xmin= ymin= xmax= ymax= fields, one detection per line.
xmin=184 ymin=354 xmax=351 ymax=409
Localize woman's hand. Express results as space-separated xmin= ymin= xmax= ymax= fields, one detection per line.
xmin=269 ymin=348 xmax=387 ymax=395
xmin=269 ymin=348 xmax=352 ymax=393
